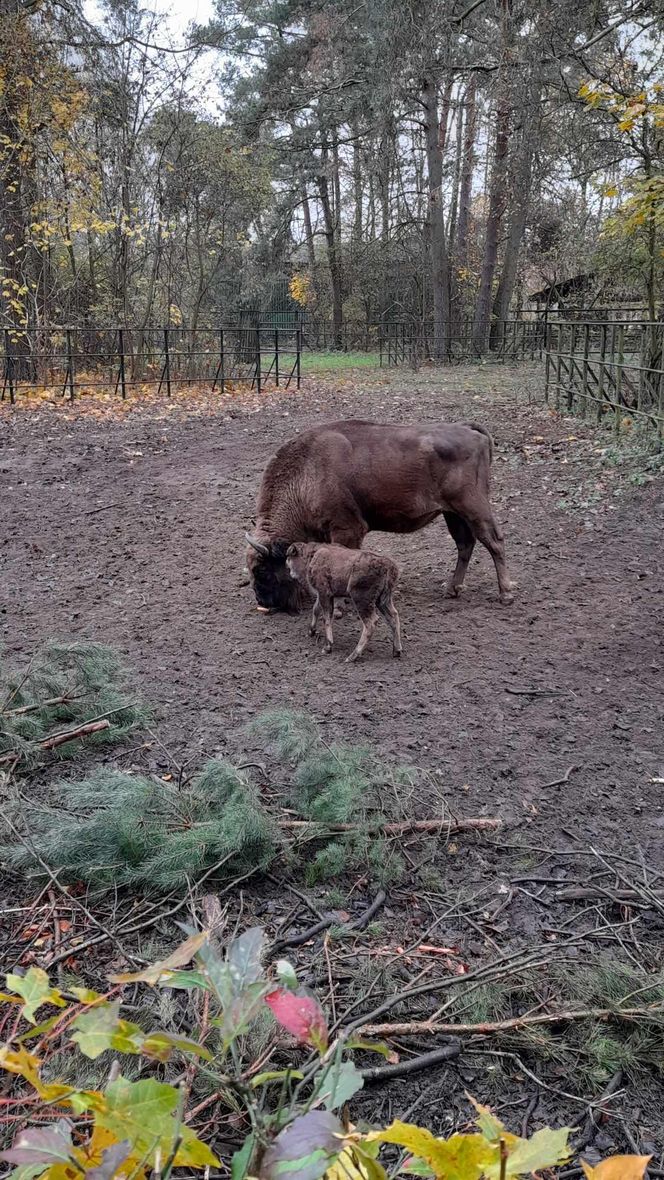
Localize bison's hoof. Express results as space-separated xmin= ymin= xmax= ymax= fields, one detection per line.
xmin=333 ymin=605 xmax=343 ymax=619
xmin=309 ymin=627 xmax=317 ymax=637
xmin=344 ymin=653 xmax=360 ymax=664
xmin=500 ymin=592 xmax=515 ymax=606
xmin=324 ymin=644 xmax=333 ymax=654
xmin=393 ymin=649 xmax=402 ymax=658
xmin=445 ymin=583 xmax=462 ymax=599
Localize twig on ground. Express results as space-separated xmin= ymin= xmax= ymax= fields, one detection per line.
xmin=346 ymin=889 xmax=387 ymax=931
xmin=361 ymin=1041 xmax=461 ymax=1084
xmin=505 ymin=686 xmax=567 ymax=697
xmin=357 ymin=1003 xmax=664 ymax=1038
xmin=574 ymin=1070 xmax=624 ymax=1152
xmin=543 ymin=765 xmax=578 ymax=788
xmin=280 ymin=817 xmax=501 ymax=835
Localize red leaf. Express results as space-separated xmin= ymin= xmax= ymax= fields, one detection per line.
xmin=265 ymin=988 xmax=328 ymax=1050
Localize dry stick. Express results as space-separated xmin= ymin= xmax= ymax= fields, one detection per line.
xmin=3 ymin=691 xmax=87 ymax=717
xmin=504 ymin=687 xmax=567 ymax=696
xmin=543 ymin=765 xmax=578 ymax=789
xmin=357 ymin=1003 xmax=664 ymax=1038
xmin=0 ymin=720 xmax=110 ymax=764
xmin=361 ymin=1041 xmax=461 ymax=1084
xmin=346 ymin=889 xmax=386 ymax=931
xmin=280 ymin=817 xmax=501 ymax=834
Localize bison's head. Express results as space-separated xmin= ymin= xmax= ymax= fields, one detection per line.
xmin=245 ymin=534 xmax=307 ymax=613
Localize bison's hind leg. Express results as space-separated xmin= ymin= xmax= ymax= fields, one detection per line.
xmin=443 ymin=511 xmax=476 ymax=598
xmin=467 ymin=512 xmax=515 ymax=605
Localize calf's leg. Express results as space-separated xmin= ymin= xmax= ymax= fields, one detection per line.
xmin=316 ymin=592 xmax=335 ymax=653
xmin=345 ymin=604 xmax=378 ymax=663
xmin=443 ymin=511 xmax=476 ymax=597
xmin=309 ymin=594 xmax=322 ymax=637
xmin=377 ymin=588 xmax=403 ymax=657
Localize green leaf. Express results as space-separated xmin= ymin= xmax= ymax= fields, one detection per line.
xmin=157 ymin=970 xmax=211 ymax=992
xmin=346 ymin=1038 xmax=392 ymax=1058
xmin=108 ymin=930 xmax=209 ymax=986
xmin=492 ymin=1127 xmax=571 ymax=1177
xmin=97 ymin=1076 xmax=218 ymax=1169
xmin=141 ymin=1032 xmax=213 ymax=1063
xmin=5 ymin=969 xmax=66 ymax=1025
xmin=228 ymin=926 xmax=265 ymax=993
xmin=470 ymin=1097 xmax=504 ymax=1143
xmin=70 ymin=1001 xmax=123 ymax=1059
xmin=252 ymin=1069 xmax=304 ymax=1088
xmin=320 ymin=1059 xmax=364 ymax=1111
xmin=231 ymin=1134 xmax=254 ymax=1180
xmin=275 ymin=959 xmax=298 ymax=990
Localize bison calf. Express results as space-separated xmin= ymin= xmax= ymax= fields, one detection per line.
xmin=286 ymin=542 xmax=402 ymax=663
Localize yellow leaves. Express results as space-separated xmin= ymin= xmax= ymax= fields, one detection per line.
xmin=290 ymin=271 xmax=313 ymax=307
xmin=580 ymin=1156 xmax=651 ymax=1179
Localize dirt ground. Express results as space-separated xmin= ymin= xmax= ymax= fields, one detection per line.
xmin=2 ymin=362 xmax=664 ymax=1156
xmin=3 ymin=364 xmax=663 ymax=849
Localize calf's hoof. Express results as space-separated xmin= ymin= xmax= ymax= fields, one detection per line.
xmin=500 ymin=591 xmax=515 ymax=606
xmin=445 ymin=582 xmax=463 ymax=599
xmin=344 ymin=651 xmax=360 ymax=664
xmin=393 ymin=649 xmax=402 ymax=658
xmin=323 ymin=643 xmax=333 ymax=654
xmin=309 ymin=626 xmax=317 ymax=637
xmin=333 ymin=605 xmax=344 ymax=619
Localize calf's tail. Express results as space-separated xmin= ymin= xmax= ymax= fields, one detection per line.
xmin=466 ymin=422 xmax=494 ymax=463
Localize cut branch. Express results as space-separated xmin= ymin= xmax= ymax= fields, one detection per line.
xmin=358 ymin=1004 xmax=664 ymax=1039
xmin=280 ymin=817 xmax=501 ymax=835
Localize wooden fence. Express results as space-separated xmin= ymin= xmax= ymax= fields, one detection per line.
xmin=544 ymin=320 xmax=664 ymax=437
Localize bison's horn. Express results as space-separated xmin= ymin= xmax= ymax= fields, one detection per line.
xmin=245 ymin=532 xmax=270 ymax=557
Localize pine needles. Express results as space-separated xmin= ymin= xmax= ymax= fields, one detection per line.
xmin=0 ymin=641 xmax=146 ymax=768
xmin=4 ymin=762 xmax=278 ymax=892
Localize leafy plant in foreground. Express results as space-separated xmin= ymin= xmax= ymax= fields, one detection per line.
xmin=0 ymin=928 xmax=653 ymax=1180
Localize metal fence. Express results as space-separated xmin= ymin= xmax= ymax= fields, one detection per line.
xmin=378 ymin=317 xmax=545 ymax=365
xmin=0 ymin=325 xmax=301 ymax=403
xmin=544 ymin=320 xmax=664 ymax=436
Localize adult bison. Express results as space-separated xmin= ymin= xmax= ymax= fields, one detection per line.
xmin=245 ymin=418 xmax=514 ymax=613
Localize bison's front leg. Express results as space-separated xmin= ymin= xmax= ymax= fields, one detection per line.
xmin=443 ymin=511 xmax=476 ymax=598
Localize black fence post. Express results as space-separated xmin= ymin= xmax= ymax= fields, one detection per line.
xmin=296 ymin=327 xmax=301 ymax=388
xmin=220 ymin=328 xmax=225 ymax=392
xmin=66 ymin=329 xmax=75 ymax=401
xmin=275 ymin=328 xmax=279 ymax=386
xmin=256 ymin=326 xmax=262 ymax=394
xmin=118 ymin=328 xmax=127 ymax=399
xmin=163 ymin=328 xmax=172 ymax=397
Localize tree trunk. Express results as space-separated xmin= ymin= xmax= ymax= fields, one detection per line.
xmin=422 ymin=74 xmax=451 ymax=360
xmin=316 ymin=164 xmax=344 ymax=349
xmin=454 ymin=76 xmax=477 ymax=317
xmin=472 ymin=96 xmax=511 ymax=354
xmin=352 ymin=121 xmax=363 ymax=245
xmin=490 ymin=105 xmax=536 ymax=343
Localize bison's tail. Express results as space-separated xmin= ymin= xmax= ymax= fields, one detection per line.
xmin=466 ymin=422 xmax=494 ymax=463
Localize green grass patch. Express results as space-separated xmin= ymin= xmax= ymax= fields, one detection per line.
xmin=300 ymin=349 xmax=381 ymax=372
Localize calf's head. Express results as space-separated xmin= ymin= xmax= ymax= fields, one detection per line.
xmin=285 ymin=543 xmax=310 ymax=584
xmin=245 ymin=534 xmax=305 ymax=613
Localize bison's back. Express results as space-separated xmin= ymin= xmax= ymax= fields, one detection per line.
xmin=256 ymin=418 xmax=493 ymax=537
